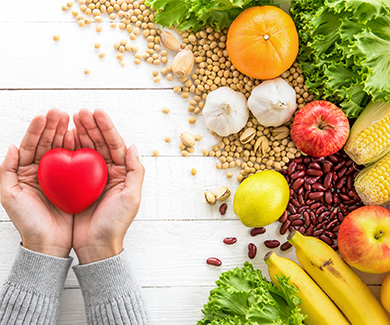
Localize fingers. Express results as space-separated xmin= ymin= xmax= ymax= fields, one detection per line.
xmin=52 ymin=112 xmax=70 ymax=149
xmin=78 ymin=109 xmax=111 ymax=162
xmin=19 ymin=115 xmax=46 ymax=166
xmin=0 ymin=145 xmax=21 ymax=203
xmin=73 ymin=112 xmax=95 ymax=149
xmin=94 ymin=109 xmax=127 ymax=166
xmin=124 ymin=145 xmax=144 ymax=205
xmin=34 ymin=108 xmax=62 ymax=163
xmin=73 ymin=128 xmax=82 ymax=150
xmin=64 ymin=130 xmax=75 ymax=151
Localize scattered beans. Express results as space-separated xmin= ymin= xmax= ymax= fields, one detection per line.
xmin=153 ymin=150 xmax=159 ymax=157
xmin=278 ymin=151 xmax=363 ymax=249
xmin=207 ymin=257 xmax=222 ymax=266
xmin=223 ymin=237 xmax=237 ymax=245
xmin=83 ymin=68 xmax=90 ymax=75
xmin=191 ymin=168 xmax=197 ymax=176
xmin=250 ymin=227 xmax=266 ymax=236
xmin=248 ymin=243 xmax=257 ymax=259
xmin=264 ymin=240 xmax=280 ymax=248
xmin=53 ymin=34 xmax=60 ymax=41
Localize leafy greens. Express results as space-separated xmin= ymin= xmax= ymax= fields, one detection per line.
xmin=290 ymin=0 xmax=390 ymax=118
xmin=145 ymin=0 xmax=275 ymax=31
xmin=198 ymin=262 xmax=306 ymax=324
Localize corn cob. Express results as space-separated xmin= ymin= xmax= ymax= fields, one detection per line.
xmin=344 ymin=101 xmax=390 ymax=165
xmin=355 ymin=151 xmax=390 ymax=205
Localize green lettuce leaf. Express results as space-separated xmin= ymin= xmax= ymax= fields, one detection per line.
xmin=198 ymin=262 xmax=306 ymax=325
xmin=290 ymin=0 xmax=390 ymax=118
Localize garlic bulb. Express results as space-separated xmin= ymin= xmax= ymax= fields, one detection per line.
xmin=202 ymin=87 xmax=249 ymax=137
xmin=248 ymin=77 xmax=297 ymax=127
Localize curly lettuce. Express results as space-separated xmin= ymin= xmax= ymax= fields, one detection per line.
xmin=290 ymin=0 xmax=390 ymax=118
xmin=145 ymin=0 xmax=275 ymax=31
xmin=198 ymin=262 xmax=306 ymax=324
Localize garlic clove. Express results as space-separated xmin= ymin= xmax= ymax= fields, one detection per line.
xmin=172 ymin=49 xmax=194 ymax=78
xmin=161 ymin=30 xmax=182 ymax=51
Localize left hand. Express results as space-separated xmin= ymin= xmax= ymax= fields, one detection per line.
xmin=0 ymin=109 xmax=75 ymax=258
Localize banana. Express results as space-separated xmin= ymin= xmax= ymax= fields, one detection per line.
xmin=264 ymin=251 xmax=349 ymax=325
xmin=381 ymin=273 xmax=390 ymax=313
xmin=288 ymin=230 xmax=390 ymax=325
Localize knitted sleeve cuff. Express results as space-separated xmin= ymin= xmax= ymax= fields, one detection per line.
xmin=6 ymin=245 xmax=73 ymax=297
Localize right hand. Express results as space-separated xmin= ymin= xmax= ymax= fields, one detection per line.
xmin=71 ymin=109 xmax=145 ymax=264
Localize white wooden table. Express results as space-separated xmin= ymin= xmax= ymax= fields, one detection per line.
xmin=0 ymin=2 xmax=385 ymax=324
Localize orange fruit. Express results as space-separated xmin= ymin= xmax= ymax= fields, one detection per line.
xmin=226 ymin=6 xmax=299 ymax=80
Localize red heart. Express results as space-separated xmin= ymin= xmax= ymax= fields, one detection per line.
xmin=38 ymin=148 xmax=108 ymax=214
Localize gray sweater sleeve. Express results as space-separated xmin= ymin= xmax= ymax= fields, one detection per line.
xmin=0 ymin=245 xmax=72 ymax=325
xmin=73 ymin=250 xmax=150 ymax=325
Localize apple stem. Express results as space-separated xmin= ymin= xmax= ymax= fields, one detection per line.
xmin=374 ymin=230 xmax=383 ymax=240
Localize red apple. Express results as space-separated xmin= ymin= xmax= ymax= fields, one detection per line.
xmin=338 ymin=205 xmax=390 ymax=274
xmin=291 ymin=100 xmax=350 ymax=157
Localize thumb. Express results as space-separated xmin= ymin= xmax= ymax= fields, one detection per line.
xmin=124 ymin=145 xmax=145 ymax=200
xmin=0 ymin=145 xmax=20 ymax=200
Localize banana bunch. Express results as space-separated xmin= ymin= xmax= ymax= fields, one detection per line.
xmin=265 ymin=230 xmax=390 ymax=325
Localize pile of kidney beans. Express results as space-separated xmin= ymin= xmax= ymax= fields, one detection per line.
xmin=278 ymin=150 xmax=363 ymax=250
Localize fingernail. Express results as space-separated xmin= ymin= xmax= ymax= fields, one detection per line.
xmin=130 ymin=144 xmax=139 ymax=157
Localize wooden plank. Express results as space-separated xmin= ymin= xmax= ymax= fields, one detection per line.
xmin=0 ymin=222 xmax=385 ymax=290
xmin=0 ymin=22 xmax=182 ymax=89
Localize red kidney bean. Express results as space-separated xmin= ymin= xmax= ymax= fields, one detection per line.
xmin=312 ymin=182 xmax=326 ymax=191
xmin=298 ymin=226 xmax=306 ymax=234
xmin=307 ymin=168 xmax=323 ymax=177
xmin=347 ymin=204 xmax=360 ymax=212
xmin=298 ymin=194 xmax=305 ymax=206
xmin=289 ymin=213 xmax=301 ymax=220
xmin=207 ymin=257 xmax=222 ymax=266
xmin=306 ymin=199 xmax=315 ymax=205
xmin=303 ymin=211 xmax=311 ymax=226
xmin=292 ymin=178 xmax=305 ymax=190
xmin=340 ymin=203 xmax=349 ymax=215
xmin=318 ymin=211 xmax=330 ymax=223
xmin=343 ymin=199 xmax=356 ymax=205
xmin=304 ymin=157 xmax=311 ymax=164
xmin=322 ymin=162 xmax=332 ymax=173
xmin=332 ymin=171 xmax=338 ymax=182
xmin=280 ymin=242 xmax=292 ymax=251
xmin=323 ymin=172 xmax=332 ymax=189
xmin=316 ymin=206 xmax=326 ymax=214
xmin=310 ymin=211 xmax=317 ymax=224
xmin=310 ymin=202 xmax=321 ymax=210
xmin=325 ymin=219 xmax=338 ymax=230
xmin=308 ymin=192 xmax=324 ymax=200
xmin=279 ymin=210 xmax=288 ymax=223
xmin=345 ymin=160 xmax=353 ymax=167
xmin=332 ymin=224 xmax=341 ymax=232
xmin=336 ymin=176 xmax=347 ymax=189
xmin=297 ymin=164 xmax=305 ymax=170
xmin=331 ymin=244 xmax=338 ymax=251
xmin=303 ymin=182 xmax=311 ymax=191
xmin=333 ymin=193 xmax=340 ymax=205
xmin=316 ymin=220 xmax=328 ymax=229
xmin=291 ymin=219 xmax=304 ymax=226
xmin=280 ymin=220 xmax=291 ymax=235
xmin=348 ymin=190 xmax=360 ymax=201
xmin=287 ymin=203 xmax=297 ymax=214
xmin=250 ymin=227 xmax=266 ymax=236
xmin=219 ymin=203 xmax=227 ymax=215
xmin=297 ymin=205 xmax=309 ymax=213
xmin=294 ymin=157 xmax=304 ymax=163
xmin=346 ymin=167 xmax=356 ymax=176
xmin=320 ymin=234 xmax=334 ymax=245
xmin=223 ymin=237 xmax=237 ymax=245
xmin=287 ymin=161 xmax=297 ymax=176
xmin=306 ymin=224 xmax=315 ymax=236
xmin=329 ymin=208 xmax=338 ymax=220
xmin=306 ymin=176 xmax=321 ymax=185
xmin=334 ymin=160 xmax=346 ymax=171
xmin=337 ymin=212 xmax=344 ymax=222
xmin=290 ymin=188 xmax=295 ymax=196
xmin=285 ymin=176 xmax=290 ymax=183
xmin=291 ymin=198 xmax=300 ymax=208
xmin=309 ymin=162 xmax=321 ymax=169
xmin=324 ymin=189 xmax=333 ymax=204
xmin=325 ymin=231 xmax=337 ymax=239
xmin=338 ymin=166 xmax=347 ymax=178
xmin=328 ymin=154 xmax=339 ymax=163
xmin=339 ymin=193 xmax=351 ymax=201
xmin=289 ymin=225 xmax=295 ymax=232
xmin=291 ymin=170 xmax=305 ymax=179
xmin=248 ymin=243 xmax=257 ymax=259
xmin=353 ymin=170 xmax=359 ymax=178
xmin=313 ymin=229 xmax=324 ymax=236
xmin=264 ymin=240 xmax=280 ymax=248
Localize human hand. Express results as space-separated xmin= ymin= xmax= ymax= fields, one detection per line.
xmin=72 ymin=109 xmax=144 ymax=264
xmin=0 ymin=109 xmax=75 ymax=258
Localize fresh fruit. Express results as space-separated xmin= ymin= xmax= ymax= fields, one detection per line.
xmin=233 ymin=170 xmax=289 ymax=227
xmin=344 ymin=101 xmax=390 ymax=165
xmin=38 ymin=148 xmax=108 ymax=214
xmin=226 ymin=6 xmax=298 ymax=80
xmin=381 ymin=273 xmax=390 ymax=313
xmin=354 ymin=151 xmax=390 ymax=206
xmin=291 ymin=100 xmax=350 ymax=157
xmin=288 ymin=230 xmax=390 ymax=324
xmin=264 ymin=252 xmax=349 ymax=325
xmin=338 ymin=206 xmax=390 ymax=274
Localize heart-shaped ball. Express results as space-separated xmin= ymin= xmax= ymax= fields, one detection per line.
xmin=38 ymin=148 xmax=108 ymax=214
